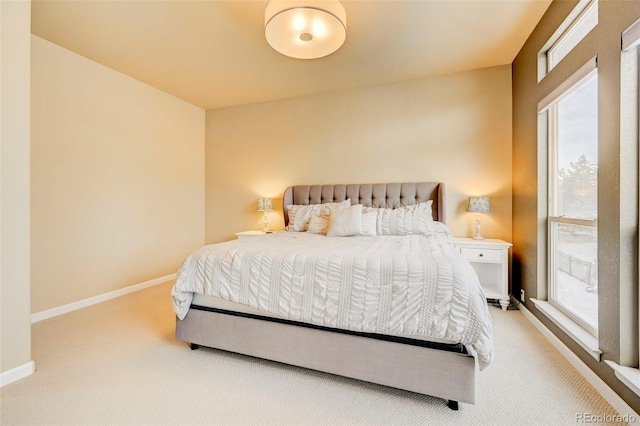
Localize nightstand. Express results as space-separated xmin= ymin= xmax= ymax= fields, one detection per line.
xmin=235 ymin=230 xmax=268 ymax=239
xmin=454 ymin=238 xmax=512 ymax=310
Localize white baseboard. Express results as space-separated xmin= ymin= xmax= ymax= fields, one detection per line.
xmin=1 ymin=361 xmax=35 ymax=388
xmin=31 ymin=274 xmax=176 ymax=323
xmin=519 ymin=304 xmax=639 ymax=418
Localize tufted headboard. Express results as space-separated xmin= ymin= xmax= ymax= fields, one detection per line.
xmin=282 ymin=182 xmax=446 ymax=225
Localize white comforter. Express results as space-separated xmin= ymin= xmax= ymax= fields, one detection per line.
xmin=172 ymin=222 xmax=494 ymax=369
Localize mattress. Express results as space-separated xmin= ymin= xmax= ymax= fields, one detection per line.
xmin=191 ymin=293 xmax=458 ymax=346
xmin=172 ymin=223 xmax=494 ymax=369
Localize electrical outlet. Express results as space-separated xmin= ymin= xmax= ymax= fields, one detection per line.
xmin=520 ymin=289 xmax=525 ymax=302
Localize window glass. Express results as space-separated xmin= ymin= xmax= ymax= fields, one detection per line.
xmin=548 ymin=72 xmax=598 ymax=334
xmin=550 ymin=222 xmax=598 ymax=332
xmin=555 ymin=77 xmax=598 ymax=219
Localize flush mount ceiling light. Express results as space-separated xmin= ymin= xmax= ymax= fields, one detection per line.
xmin=265 ymin=0 xmax=347 ymax=60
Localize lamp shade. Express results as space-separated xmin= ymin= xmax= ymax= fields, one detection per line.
xmin=265 ymin=0 xmax=347 ymax=59
xmin=257 ymin=198 xmax=274 ymax=211
xmin=467 ymin=197 xmax=491 ymax=213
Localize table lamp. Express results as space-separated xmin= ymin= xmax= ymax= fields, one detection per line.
xmin=467 ymin=196 xmax=491 ymax=240
xmin=257 ymin=198 xmax=274 ymax=232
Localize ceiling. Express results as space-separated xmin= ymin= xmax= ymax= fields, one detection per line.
xmin=31 ymin=0 xmax=552 ymax=110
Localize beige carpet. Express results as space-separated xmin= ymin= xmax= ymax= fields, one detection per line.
xmin=0 ymin=281 xmax=625 ymax=425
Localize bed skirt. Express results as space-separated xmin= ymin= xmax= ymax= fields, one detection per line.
xmin=176 ymin=306 xmax=477 ymax=405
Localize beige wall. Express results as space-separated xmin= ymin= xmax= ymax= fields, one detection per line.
xmin=31 ymin=36 xmax=205 ymax=313
xmin=205 ymin=66 xmax=513 ymax=244
xmin=1 ymin=0 xmax=33 ymax=376
xmin=512 ymin=0 xmax=640 ymax=412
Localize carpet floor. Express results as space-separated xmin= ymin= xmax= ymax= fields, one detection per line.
xmin=0 ymin=281 xmax=625 ymax=425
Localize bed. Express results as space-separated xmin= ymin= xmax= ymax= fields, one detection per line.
xmin=172 ymin=182 xmax=493 ymax=410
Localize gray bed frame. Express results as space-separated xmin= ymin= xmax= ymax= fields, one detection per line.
xmin=176 ymin=182 xmax=477 ymax=409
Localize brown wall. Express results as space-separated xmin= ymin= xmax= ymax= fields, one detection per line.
xmin=512 ymin=0 xmax=640 ymax=411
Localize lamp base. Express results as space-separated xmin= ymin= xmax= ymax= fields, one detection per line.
xmin=472 ymin=218 xmax=484 ymax=240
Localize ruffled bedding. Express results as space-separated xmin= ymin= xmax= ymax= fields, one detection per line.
xmin=171 ymin=222 xmax=493 ymax=369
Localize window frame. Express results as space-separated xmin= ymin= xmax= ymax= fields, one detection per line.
xmin=545 ymin=67 xmax=599 ymax=337
xmin=622 ymin=15 xmax=640 ymax=374
xmin=547 ymin=0 xmax=598 ymax=73
xmin=605 ymin=16 xmax=640 ymax=399
xmin=538 ymin=0 xmax=598 ymax=81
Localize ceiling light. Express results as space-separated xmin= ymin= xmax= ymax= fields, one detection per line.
xmin=265 ymin=1 xmax=347 ymax=60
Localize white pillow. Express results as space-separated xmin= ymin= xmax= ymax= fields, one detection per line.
xmin=287 ymin=199 xmax=351 ymax=232
xmin=326 ymin=204 xmax=363 ymax=237
xmin=361 ymin=211 xmax=377 ymax=237
xmin=367 ymin=201 xmax=434 ymax=235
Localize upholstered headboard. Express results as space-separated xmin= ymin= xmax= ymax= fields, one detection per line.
xmin=282 ymin=182 xmax=446 ymax=225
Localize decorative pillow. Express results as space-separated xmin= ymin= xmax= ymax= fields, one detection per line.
xmin=361 ymin=211 xmax=377 ymax=237
xmin=326 ymin=204 xmax=363 ymax=237
xmin=319 ymin=198 xmax=351 ymax=218
xmin=287 ymin=199 xmax=351 ymax=232
xmin=287 ymin=204 xmax=319 ymax=232
xmin=366 ymin=200 xmax=434 ymax=235
xmin=308 ymin=215 xmax=329 ymax=235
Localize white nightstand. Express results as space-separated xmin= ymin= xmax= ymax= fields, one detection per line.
xmin=235 ymin=230 xmax=268 ymax=239
xmin=235 ymin=230 xmax=279 ymax=239
xmin=454 ymin=237 xmax=512 ymax=310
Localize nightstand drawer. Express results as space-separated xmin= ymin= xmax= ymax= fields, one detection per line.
xmin=460 ymin=247 xmax=502 ymax=262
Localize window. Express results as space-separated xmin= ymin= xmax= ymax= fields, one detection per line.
xmin=541 ymin=61 xmax=598 ymax=336
xmin=606 ymin=17 xmax=640 ymax=399
xmin=538 ymin=0 xmax=598 ymax=81
xmin=534 ymin=0 xmax=601 ymax=351
xmin=621 ymin=20 xmax=640 ymax=351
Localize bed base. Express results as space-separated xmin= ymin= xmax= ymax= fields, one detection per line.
xmin=176 ymin=308 xmax=476 ymax=409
